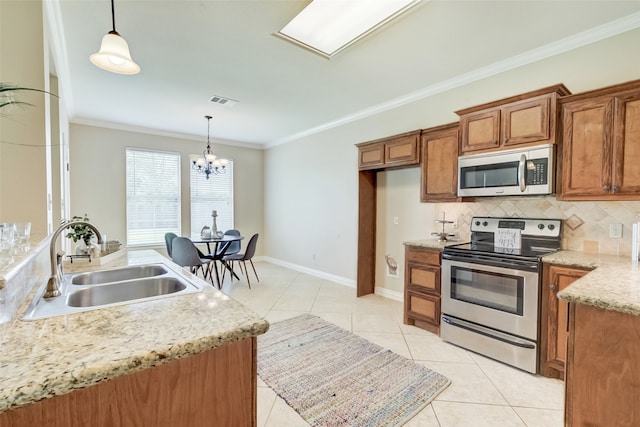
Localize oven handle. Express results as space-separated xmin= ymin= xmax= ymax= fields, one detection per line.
xmin=442 ymin=315 xmax=536 ymax=349
xmin=442 ymin=252 xmax=539 ymax=271
xmin=518 ymin=154 xmax=526 ymax=192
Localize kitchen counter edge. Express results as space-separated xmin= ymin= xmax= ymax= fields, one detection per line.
xmin=545 ymin=250 xmax=640 ymax=317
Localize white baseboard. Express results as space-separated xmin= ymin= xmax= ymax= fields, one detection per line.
xmin=374 ymin=287 xmax=403 ymax=302
xmin=257 ymin=256 xmax=404 ymax=304
xmin=259 ymin=256 xmax=355 ymax=288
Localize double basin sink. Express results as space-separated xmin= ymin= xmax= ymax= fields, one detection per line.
xmin=23 ymin=263 xmax=203 ymax=320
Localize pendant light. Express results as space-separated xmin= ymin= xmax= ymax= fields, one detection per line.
xmin=89 ymin=0 xmax=140 ymax=75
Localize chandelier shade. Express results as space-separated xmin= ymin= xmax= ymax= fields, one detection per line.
xmin=89 ymin=0 xmax=140 ymax=75
xmin=192 ymin=116 xmax=228 ymax=180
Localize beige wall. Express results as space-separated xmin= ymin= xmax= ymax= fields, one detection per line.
xmin=68 ymin=124 xmax=264 ymax=253
xmin=0 ymin=0 xmax=50 ymax=236
xmin=264 ymin=28 xmax=640 ymax=296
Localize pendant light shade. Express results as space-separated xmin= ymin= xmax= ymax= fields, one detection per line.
xmin=89 ymin=0 xmax=140 ymax=75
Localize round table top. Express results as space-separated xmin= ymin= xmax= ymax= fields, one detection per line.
xmin=190 ymin=234 xmax=244 ymax=244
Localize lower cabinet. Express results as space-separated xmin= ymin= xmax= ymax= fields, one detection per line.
xmin=0 ymin=338 xmax=257 ymax=427
xmin=565 ymin=303 xmax=640 ymax=426
xmin=539 ymin=263 xmax=590 ymax=379
xmin=404 ymin=246 xmax=441 ymax=334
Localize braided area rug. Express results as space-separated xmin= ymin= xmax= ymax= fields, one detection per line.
xmin=258 ymin=314 xmax=450 ymax=427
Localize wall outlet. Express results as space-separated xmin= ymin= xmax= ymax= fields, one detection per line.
xmin=393 ymin=216 xmax=399 ymax=225
xmin=610 ymin=223 xmax=623 ymax=239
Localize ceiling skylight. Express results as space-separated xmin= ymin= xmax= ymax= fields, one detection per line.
xmin=276 ymin=0 xmax=422 ymax=58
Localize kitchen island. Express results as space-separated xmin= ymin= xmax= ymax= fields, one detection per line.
xmin=546 ymin=251 xmax=640 ymax=427
xmin=0 ymin=249 xmax=269 ymax=426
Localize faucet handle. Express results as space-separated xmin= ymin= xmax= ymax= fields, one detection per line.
xmin=56 ymin=250 xmax=65 ymax=278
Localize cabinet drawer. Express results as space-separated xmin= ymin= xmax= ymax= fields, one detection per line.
xmin=405 ymin=248 xmax=441 ymax=265
xmin=407 ymin=291 xmax=440 ymax=325
xmin=407 ymin=262 xmax=440 ymax=294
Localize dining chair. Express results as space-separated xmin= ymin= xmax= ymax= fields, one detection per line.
xmin=215 ymin=229 xmax=241 ymax=257
xmin=171 ymin=237 xmax=213 ymax=283
xmin=164 ymin=232 xmax=178 ymax=259
xmin=221 ymin=233 xmax=259 ymax=288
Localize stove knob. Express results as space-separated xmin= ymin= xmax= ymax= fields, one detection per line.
xmin=482 ymin=221 xmax=488 ymax=227
xmin=538 ymin=224 xmax=545 ymax=230
xmin=475 ymin=221 xmax=480 ymax=226
xmin=548 ymin=224 xmax=555 ymax=231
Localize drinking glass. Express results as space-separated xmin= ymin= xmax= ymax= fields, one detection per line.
xmin=0 ymin=224 xmax=16 ymax=254
xmin=14 ymin=222 xmax=31 ymax=243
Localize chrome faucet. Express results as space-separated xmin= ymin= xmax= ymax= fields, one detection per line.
xmin=44 ymin=220 xmax=103 ymax=298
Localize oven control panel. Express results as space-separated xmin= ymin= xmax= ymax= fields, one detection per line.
xmin=471 ymin=217 xmax=562 ymax=238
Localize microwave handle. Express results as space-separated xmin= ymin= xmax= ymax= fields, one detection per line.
xmin=518 ymin=154 xmax=526 ymax=192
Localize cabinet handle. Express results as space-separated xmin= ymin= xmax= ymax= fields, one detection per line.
xmin=549 ymin=284 xmax=557 ymax=291
xmin=612 ymin=185 xmax=619 ymax=193
xmin=602 ymin=184 xmax=610 ymax=191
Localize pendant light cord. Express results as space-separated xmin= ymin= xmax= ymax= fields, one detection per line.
xmin=111 ymin=0 xmax=116 ymax=32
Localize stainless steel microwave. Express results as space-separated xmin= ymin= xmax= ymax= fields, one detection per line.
xmin=457 ymin=144 xmax=555 ymax=197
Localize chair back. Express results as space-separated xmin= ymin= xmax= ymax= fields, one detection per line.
xmin=164 ymin=232 xmax=178 ymax=258
xmin=217 ymin=229 xmax=241 ymax=256
xmin=243 ymin=233 xmax=259 ymax=260
xmin=171 ymin=237 xmax=204 ymax=268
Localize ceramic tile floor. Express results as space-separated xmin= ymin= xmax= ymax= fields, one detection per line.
xmin=218 ymin=261 xmax=565 ymax=427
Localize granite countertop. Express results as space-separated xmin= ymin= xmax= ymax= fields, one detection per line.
xmin=544 ymin=250 xmax=640 ymax=317
xmin=403 ymin=238 xmax=462 ymax=250
xmin=0 ymin=250 xmax=269 ymax=413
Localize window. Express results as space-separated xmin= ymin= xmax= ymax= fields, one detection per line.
xmin=126 ymin=148 xmax=181 ymax=246
xmin=190 ymin=160 xmax=234 ymax=235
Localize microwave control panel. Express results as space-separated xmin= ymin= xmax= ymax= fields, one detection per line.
xmin=526 ymin=158 xmax=548 ymax=185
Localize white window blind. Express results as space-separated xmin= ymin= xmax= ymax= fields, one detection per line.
xmin=126 ymin=148 xmax=181 ymax=246
xmin=190 ymin=160 xmax=234 ymax=236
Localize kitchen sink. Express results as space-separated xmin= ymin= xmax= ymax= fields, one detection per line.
xmin=67 ymin=277 xmax=186 ymax=307
xmin=71 ymin=265 xmax=169 ymax=285
xmin=22 ymin=263 xmax=202 ymax=320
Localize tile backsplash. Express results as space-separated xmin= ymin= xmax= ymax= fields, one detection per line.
xmin=435 ymin=197 xmax=640 ymax=257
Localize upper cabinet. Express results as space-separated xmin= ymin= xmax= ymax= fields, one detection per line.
xmin=558 ymin=80 xmax=640 ymax=201
xmin=456 ymin=84 xmax=571 ymax=154
xmin=420 ymin=123 xmax=462 ymax=202
xmin=357 ymin=130 xmax=420 ymax=170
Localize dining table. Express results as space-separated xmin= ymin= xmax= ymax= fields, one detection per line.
xmin=190 ymin=234 xmax=244 ymax=288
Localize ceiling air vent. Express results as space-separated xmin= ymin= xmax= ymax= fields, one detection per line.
xmin=209 ymin=95 xmax=239 ymax=107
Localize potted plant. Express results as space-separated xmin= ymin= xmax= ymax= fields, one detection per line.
xmin=64 ymin=214 xmax=95 ymax=255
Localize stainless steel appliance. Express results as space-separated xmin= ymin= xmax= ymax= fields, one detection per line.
xmin=440 ymin=217 xmax=562 ymax=373
xmin=457 ymin=144 xmax=555 ymax=197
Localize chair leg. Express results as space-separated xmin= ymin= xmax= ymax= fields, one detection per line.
xmin=242 ymin=261 xmax=251 ymax=289
xmin=249 ymin=259 xmax=259 ymax=283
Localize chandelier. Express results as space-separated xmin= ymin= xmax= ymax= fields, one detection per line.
xmin=191 ymin=115 xmax=228 ymax=180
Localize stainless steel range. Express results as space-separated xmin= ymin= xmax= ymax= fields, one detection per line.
xmin=440 ymin=217 xmax=562 ymax=373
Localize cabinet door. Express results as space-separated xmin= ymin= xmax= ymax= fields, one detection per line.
xmin=502 ymin=96 xmax=550 ymax=146
xmin=559 ymin=97 xmax=614 ymax=199
xmin=420 ymin=125 xmax=461 ymax=202
xmin=358 ymin=143 xmax=385 ymax=170
xmin=612 ymin=91 xmax=640 ymax=196
xmin=460 ymin=109 xmax=500 ymax=153
xmin=540 ymin=264 xmax=589 ymax=379
xmin=406 ymin=291 xmax=441 ymax=327
xmin=385 ymin=134 xmax=419 ymax=167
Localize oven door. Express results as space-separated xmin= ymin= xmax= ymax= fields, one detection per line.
xmin=441 ymin=257 xmax=539 ymax=340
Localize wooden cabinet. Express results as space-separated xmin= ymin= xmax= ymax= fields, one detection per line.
xmin=0 ymin=338 xmax=257 ymax=427
xmin=357 ymin=130 xmax=420 ymax=170
xmin=404 ymin=246 xmax=441 ymax=334
xmin=539 ymin=264 xmax=590 ymax=379
xmin=456 ymin=84 xmax=570 ymax=154
xmin=420 ymin=123 xmax=462 ymax=202
xmin=565 ymin=303 xmax=640 ymax=426
xmin=559 ymin=79 xmax=640 ymax=201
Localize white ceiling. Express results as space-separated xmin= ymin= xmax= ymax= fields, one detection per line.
xmin=49 ymin=0 xmax=640 ymax=148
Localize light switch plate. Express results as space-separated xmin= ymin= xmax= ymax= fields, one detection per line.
xmin=610 ymin=223 xmax=623 ymax=239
